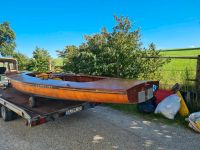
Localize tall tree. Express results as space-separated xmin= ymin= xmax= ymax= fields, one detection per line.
xmin=0 ymin=22 xmax=16 ymax=56
xmin=31 ymin=47 xmax=52 ymax=72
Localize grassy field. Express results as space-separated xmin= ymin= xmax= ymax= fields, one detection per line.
xmin=158 ymin=48 xmax=200 ymax=85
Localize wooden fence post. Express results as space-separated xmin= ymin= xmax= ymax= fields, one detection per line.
xmin=196 ymin=55 xmax=200 ymax=91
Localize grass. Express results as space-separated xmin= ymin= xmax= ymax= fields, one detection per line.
xmin=106 ymin=104 xmax=188 ymax=127
xmin=158 ymin=48 xmax=200 ymax=85
xmin=160 ymin=47 xmax=200 ymax=51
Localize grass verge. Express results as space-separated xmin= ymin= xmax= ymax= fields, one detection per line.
xmin=105 ymin=104 xmax=188 ymax=127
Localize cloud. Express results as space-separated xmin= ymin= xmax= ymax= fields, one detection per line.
xmin=189 ymin=45 xmax=196 ymax=48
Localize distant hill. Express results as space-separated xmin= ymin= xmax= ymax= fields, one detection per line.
xmin=160 ymin=47 xmax=200 ymax=52
xmin=160 ymin=48 xmax=200 ymax=57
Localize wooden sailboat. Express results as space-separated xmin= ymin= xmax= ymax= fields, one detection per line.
xmin=7 ymin=72 xmax=158 ymax=104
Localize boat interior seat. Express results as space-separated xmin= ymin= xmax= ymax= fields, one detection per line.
xmin=0 ymin=67 xmax=6 ymax=74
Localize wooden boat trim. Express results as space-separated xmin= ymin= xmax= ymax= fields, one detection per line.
xmin=10 ymin=79 xmax=127 ymax=94
xmin=10 ymin=80 xmax=130 ymax=103
xmin=8 ymin=72 xmax=147 ymax=91
xmin=7 ymin=72 xmax=159 ymax=104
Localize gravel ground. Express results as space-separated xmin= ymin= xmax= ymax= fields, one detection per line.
xmin=0 ymin=106 xmax=199 ymax=150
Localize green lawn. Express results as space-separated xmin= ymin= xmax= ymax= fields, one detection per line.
xmin=158 ymin=48 xmax=200 ymax=85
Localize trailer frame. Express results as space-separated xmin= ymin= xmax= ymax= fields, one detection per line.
xmin=0 ymin=88 xmax=96 ymax=127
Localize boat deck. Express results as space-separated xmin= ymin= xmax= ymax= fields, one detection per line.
xmin=8 ymin=73 xmax=147 ymax=91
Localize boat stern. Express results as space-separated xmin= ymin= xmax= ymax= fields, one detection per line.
xmin=127 ymin=81 xmax=159 ymax=103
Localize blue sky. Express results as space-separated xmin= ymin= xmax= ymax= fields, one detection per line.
xmin=0 ymin=0 xmax=200 ymax=57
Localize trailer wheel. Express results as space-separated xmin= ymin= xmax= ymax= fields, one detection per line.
xmin=28 ymin=96 xmax=36 ymax=108
xmin=1 ymin=106 xmax=14 ymax=121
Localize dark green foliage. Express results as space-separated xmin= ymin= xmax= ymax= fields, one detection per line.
xmin=56 ymin=45 xmax=77 ymax=58
xmin=30 ymin=47 xmax=51 ymax=72
xmin=0 ymin=22 xmax=16 ymax=56
xmin=13 ymin=52 xmax=30 ymax=71
xmin=139 ymin=43 xmax=167 ymax=79
xmin=12 ymin=48 xmax=54 ymax=72
xmin=59 ymin=16 xmax=167 ymax=79
xmin=12 ymin=48 xmax=53 ymax=72
xmin=66 ymin=51 xmax=96 ymax=74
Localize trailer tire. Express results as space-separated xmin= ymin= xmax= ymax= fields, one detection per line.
xmin=1 ymin=106 xmax=14 ymax=121
xmin=29 ymin=96 xmax=36 ymax=108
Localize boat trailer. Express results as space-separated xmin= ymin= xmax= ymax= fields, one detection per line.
xmin=0 ymin=87 xmax=97 ymax=127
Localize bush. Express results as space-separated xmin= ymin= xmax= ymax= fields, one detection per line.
xmin=59 ymin=16 xmax=167 ymax=79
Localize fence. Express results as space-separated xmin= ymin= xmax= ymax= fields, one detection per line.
xmin=146 ymin=55 xmax=200 ymax=112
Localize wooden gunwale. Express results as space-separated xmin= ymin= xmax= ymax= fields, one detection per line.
xmin=9 ymin=79 xmax=127 ymax=94
xmin=10 ymin=80 xmax=129 ymax=103
xmin=7 ymin=72 xmax=158 ymax=104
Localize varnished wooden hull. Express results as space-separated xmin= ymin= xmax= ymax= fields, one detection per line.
xmin=7 ymin=73 xmax=159 ymax=104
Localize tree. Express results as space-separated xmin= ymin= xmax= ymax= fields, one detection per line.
xmin=13 ymin=52 xmax=30 ymax=71
xmin=139 ymin=43 xmax=167 ymax=79
xmin=56 ymin=45 xmax=77 ymax=58
xmin=31 ymin=47 xmax=52 ymax=72
xmin=59 ymin=16 xmax=167 ymax=79
xmin=0 ymin=22 xmax=16 ymax=56
xmin=64 ymin=51 xmax=96 ymax=74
